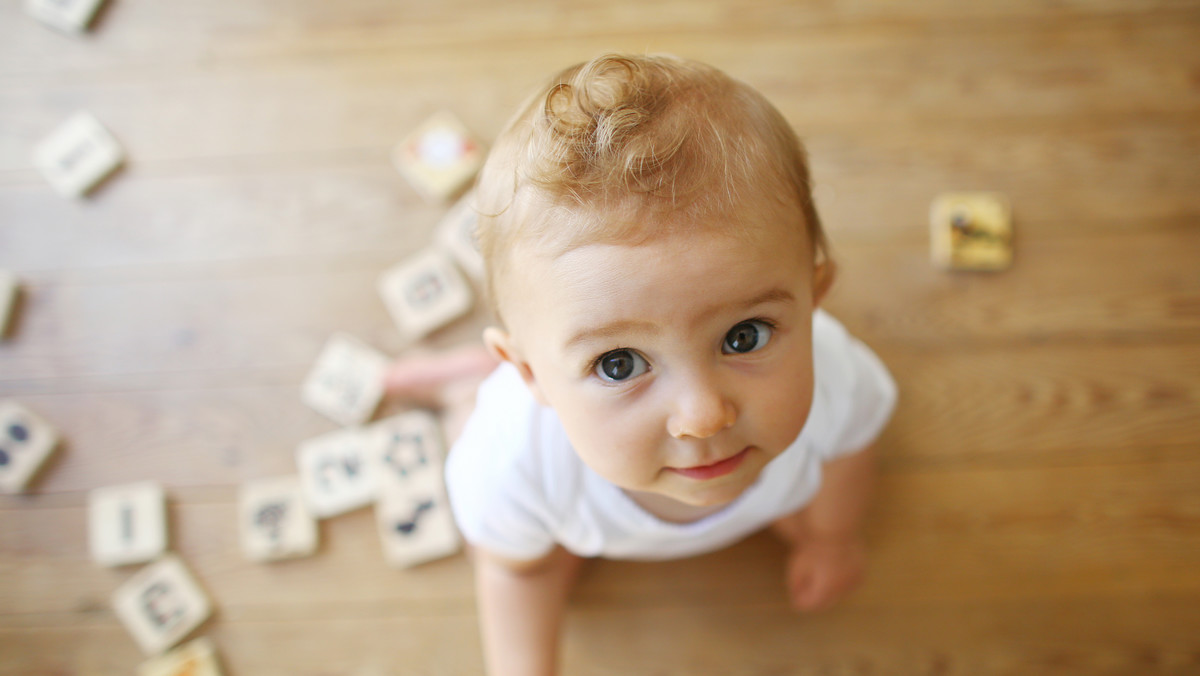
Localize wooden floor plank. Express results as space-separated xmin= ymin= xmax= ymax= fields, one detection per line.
xmin=0 ymin=338 xmax=1195 ymax=492
xmin=1 ymin=228 xmax=1196 ymax=385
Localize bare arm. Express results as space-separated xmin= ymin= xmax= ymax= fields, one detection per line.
xmin=793 ymin=444 xmax=876 ymax=539
xmin=473 ymin=545 xmax=584 ymax=676
xmin=772 ymin=444 xmax=876 ymax=610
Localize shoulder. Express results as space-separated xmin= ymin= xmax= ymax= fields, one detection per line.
xmin=444 ymin=363 xmax=576 ymax=560
xmin=809 ymin=309 xmax=898 ymax=457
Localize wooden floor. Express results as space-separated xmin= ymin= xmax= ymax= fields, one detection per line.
xmin=3 ymin=1 xmax=1200 ymax=674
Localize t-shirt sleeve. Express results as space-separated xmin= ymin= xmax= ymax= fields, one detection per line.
xmin=443 ymin=366 xmax=558 ymax=562
xmin=813 ymin=311 xmax=899 ymax=460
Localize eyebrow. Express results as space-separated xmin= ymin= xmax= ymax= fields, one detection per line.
xmin=562 ymin=287 xmax=796 ymax=352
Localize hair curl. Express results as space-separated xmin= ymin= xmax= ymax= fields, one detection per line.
xmin=473 ymin=53 xmax=828 ymax=317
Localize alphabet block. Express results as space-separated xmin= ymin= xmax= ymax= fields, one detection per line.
xmin=89 ymin=481 xmax=168 ymax=567
xmin=296 ymin=427 xmax=380 ymax=518
xmin=25 ymin=0 xmax=106 ymax=33
xmin=0 ymin=400 xmax=60 ymax=494
xmin=112 ymin=555 xmax=212 ymax=656
xmin=391 ymin=111 xmax=485 ymax=204
xmin=137 ymin=637 xmax=223 ymax=676
xmin=238 ymin=476 xmax=318 ymax=562
xmin=301 ymin=333 xmax=388 ymax=426
xmin=378 ymin=249 xmax=473 ymax=341
xmin=369 ymin=412 xmax=460 ymax=567
xmin=32 ymin=111 xmax=124 ymax=198
xmin=0 ymin=270 xmax=17 ymax=338
xmin=930 ymin=192 xmax=1013 ymax=271
xmin=435 ymin=192 xmax=484 ymax=282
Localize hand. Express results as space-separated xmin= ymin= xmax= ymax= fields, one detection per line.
xmin=784 ymin=531 xmax=867 ymax=612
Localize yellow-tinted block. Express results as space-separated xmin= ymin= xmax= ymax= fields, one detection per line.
xmin=137 ymin=637 xmax=223 ymax=676
xmin=392 ymin=111 xmax=485 ymax=204
xmin=930 ymin=192 xmax=1013 ymax=271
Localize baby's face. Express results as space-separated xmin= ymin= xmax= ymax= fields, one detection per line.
xmin=491 ymin=207 xmax=824 ymax=510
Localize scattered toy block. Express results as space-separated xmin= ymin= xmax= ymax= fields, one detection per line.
xmin=25 ymin=0 xmax=106 ymax=33
xmin=379 ymin=249 xmax=473 ymax=341
xmin=375 ymin=488 xmax=459 ymax=568
xmin=238 ymin=475 xmax=318 ymax=562
xmin=89 ymin=481 xmax=168 ymax=567
xmin=32 ymin=111 xmax=124 ymax=198
xmin=112 ymin=555 xmax=212 ymax=656
xmin=136 ymin=637 xmax=223 ymax=676
xmin=392 ymin=111 xmax=486 ymax=203
xmin=0 ymin=270 xmax=18 ymax=338
xmin=0 ymin=400 xmax=60 ymax=494
xmin=301 ymin=333 xmax=389 ymax=426
xmin=930 ymin=192 xmax=1013 ymax=271
xmin=436 ymin=192 xmax=485 ymax=282
xmin=370 ymin=412 xmax=460 ymax=567
xmin=296 ymin=427 xmax=380 ymax=519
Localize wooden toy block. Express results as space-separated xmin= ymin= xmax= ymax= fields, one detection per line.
xmin=301 ymin=333 xmax=388 ymax=426
xmin=238 ymin=475 xmax=318 ymax=562
xmin=375 ymin=482 xmax=460 ymax=569
xmin=296 ymin=427 xmax=381 ymax=518
xmin=89 ymin=481 xmax=168 ymax=567
xmin=25 ymin=0 xmax=106 ymax=33
xmin=0 ymin=400 xmax=60 ymax=494
xmin=436 ymin=192 xmax=485 ymax=282
xmin=369 ymin=411 xmax=445 ymax=490
xmin=0 ymin=270 xmax=18 ymax=339
xmin=369 ymin=412 xmax=460 ymax=567
xmin=930 ymin=192 xmax=1013 ymax=271
xmin=137 ymin=637 xmax=223 ymax=676
xmin=112 ymin=555 xmax=212 ymax=656
xmin=391 ymin=111 xmax=486 ymax=203
xmin=378 ymin=249 xmax=473 ymax=341
xmin=32 ymin=111 xmax=124 ymax=198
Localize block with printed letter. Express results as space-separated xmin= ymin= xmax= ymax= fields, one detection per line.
xmin=392 ymin=111 xmax=485 ymax=203
xmin=238 ymin=475 xmax=318 ymax=562
xmin=301 ymin=333 xmax=389 ymax=426
xmin=370 ymin=412 xmax=460 ymax=567
xmin=436 ymin=192 xmax=485 ymax=282
xmin=89 ymin=481 xmax=168 ymax=567
xmin=379 ymin=248 xmax=473 ymax=341
xmin=296 ymin=427 xmax=381 ymax=518
xmin=0 ymin=400 xmax=60 ymax=494
xmin=25 ymin=0 xmax=107 ymax=33
xmin=930 ymin=192 xmax=1013 ymax=271
xmin=136 ymin=637 xmax=224 ymax=676
xmin=32 ymin=111 xmax=125 ymax=198
xmin=0 ymin=270 xmax=18 ymax=339
xmin=112 ymin=554 xmax=213 ymax=656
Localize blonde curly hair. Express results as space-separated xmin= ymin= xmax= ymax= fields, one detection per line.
xmin=473 ymin=53 xmax=828 ymax=318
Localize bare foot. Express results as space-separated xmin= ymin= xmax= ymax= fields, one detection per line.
xmin=383 ymin=345 xmax=499 ymax=404
xmin=383 ymin=345 xmax=500 ymax=443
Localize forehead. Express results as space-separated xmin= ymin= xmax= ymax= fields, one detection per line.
xmin=498 ymin=217 xmax=811 ymax=345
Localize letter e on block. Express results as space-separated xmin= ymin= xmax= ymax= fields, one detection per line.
xmin=112 ymin=555 xmax=212 ymax=656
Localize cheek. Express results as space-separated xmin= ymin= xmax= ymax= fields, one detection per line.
xmin=753 ymin=364 xmax=815 ymax=447
xmin=559 ymin=394 xmax=663 ymax=476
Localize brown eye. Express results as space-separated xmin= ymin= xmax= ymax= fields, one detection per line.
xmin=595 ymin=349 xmax=648 ymax=382
xmin=723 ymin=321 xmax=772 ymax=354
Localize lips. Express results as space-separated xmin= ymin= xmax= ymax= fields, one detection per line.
xmin=668 ymin=448 xmax=751 ymax=481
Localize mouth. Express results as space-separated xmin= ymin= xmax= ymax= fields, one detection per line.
xmin=667 ymin=448 xmax=751 ymax=481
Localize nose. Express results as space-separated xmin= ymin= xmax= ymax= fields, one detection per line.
xmin=667 ymin=371 xmax=737 ymax=440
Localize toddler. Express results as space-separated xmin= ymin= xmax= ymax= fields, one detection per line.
xmin=387 ymin=53 xmax=896 ymax=676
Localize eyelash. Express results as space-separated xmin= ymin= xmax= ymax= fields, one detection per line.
xmin=586 ymin=317 xmax=780 ymax=380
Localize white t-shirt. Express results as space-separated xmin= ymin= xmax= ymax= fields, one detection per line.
xmin=445 ymin=310 xmax=897 ymax=562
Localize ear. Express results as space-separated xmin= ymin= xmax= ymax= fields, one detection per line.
xmin=812 ymin=258 xmax=837 ymax=308
xmin=482 ymin=326 xmax=549 ymax=406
